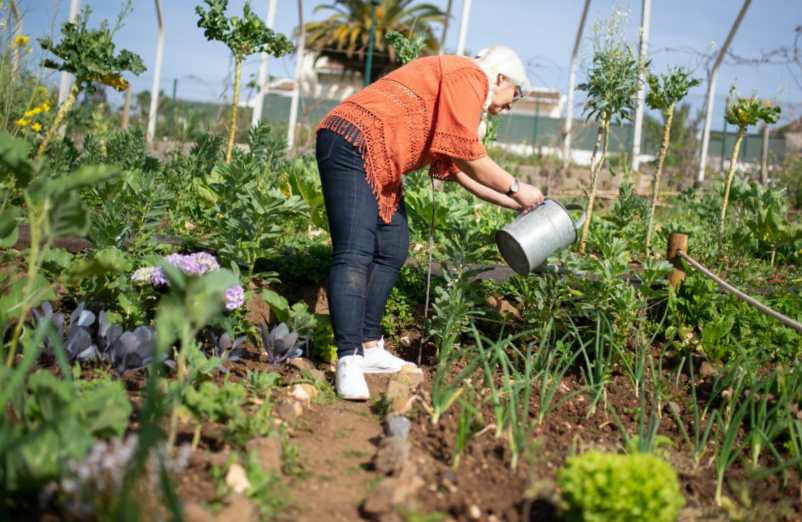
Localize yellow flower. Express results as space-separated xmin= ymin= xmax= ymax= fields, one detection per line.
xmin=15 ymin=118 xmax=29 ymax=127
xmin=12 ymin=34 xmax=29 ymax=48
xmin=41 ymin=102 xmax=51 ymax=112
xmin=99 ymin=73 xmax=129 ymax=92
xmin=30 ymin=122 xmax=42 ymax=132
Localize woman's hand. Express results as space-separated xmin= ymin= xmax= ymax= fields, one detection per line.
xmin=512 ymin=182 xmax=545 ymax=211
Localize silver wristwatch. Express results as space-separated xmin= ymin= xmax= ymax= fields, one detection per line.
xmin=505 ymin=178 xmax=519 ymax=197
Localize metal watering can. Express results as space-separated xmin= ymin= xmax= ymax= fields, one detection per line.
xmin=495 ymin=199 xmax=586 ymax=275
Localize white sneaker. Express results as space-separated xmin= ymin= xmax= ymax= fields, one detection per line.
xmin=361 ymin=337 xmax=416 ymax=374
xmin=336 ymin=354 xmax=370 ymax=400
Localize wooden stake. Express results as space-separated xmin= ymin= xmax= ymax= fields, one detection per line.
xmin=667 ymin=233 xmax=688 ymax=289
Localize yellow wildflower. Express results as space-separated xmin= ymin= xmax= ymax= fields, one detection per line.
xmin=15 ymin=118 xmax=29 ymax=127
xmin=99 ymin=73 xmax=129 ymax=92
xmin=30 ymin=122 xmax=42 ymax=132
xmin=12 ymin=34 xmax=29 ymax=48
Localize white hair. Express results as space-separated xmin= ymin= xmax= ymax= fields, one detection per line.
xmin=471 ymin=46 xmax=529 ymax=138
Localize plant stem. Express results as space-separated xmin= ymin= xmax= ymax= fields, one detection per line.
xmin=36 ymin=83 xmax=79 ymax=159
xmin=719 ymin=126 xmax=746 ymax=238
xmin=225 ymin=59 xmax=242 ymax=163
xmin=645 ymin=104 xmax=674 ymax=255
xmin=578 ymin=119 xmax=609 ymax=255
xmin=6 ymin=198 xmax=51 ymax=367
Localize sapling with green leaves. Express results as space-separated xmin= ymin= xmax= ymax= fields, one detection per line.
xmin=719 ymin=87 xmax=781 ymax=237
xmin=196 ymin=0 xmax=293 ymax=162
xmin=643 ymin=68 xmax=700 ymax=254
xmin=36 ymin=5 xmax=145 ymax=158
xmin=576 ymin=30 xmax=643 ymax=254
xmin=385 ymin=31 xmax=426 ymax=65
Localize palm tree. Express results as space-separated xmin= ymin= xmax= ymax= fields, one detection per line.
xmin=304 ymin=0 xmax=447 ymax=80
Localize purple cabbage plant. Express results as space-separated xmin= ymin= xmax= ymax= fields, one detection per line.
xmin=259 ymin=322 xmax=307 ymax=365
xmin=205 ymin=329 xmax=246 ymax=365
xmin=32 ymin=302 xmax=173 ymax=373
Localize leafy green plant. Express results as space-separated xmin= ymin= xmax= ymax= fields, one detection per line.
xmin=1 ymin=133 xmax=119 ymax=365
xmin=1 ymin=368 xmax=131 ymax=496
xmin=643 ymin=67 xmax=700 ymax=253
xmin=195 ymin=0 xmax=293 ymax=162
xmin=385 ymin=30 xmax=426 ymax=65
xmin=36 ymin=5 xmax=145 ymax=158
xmin=557 ymin=451 xmax=684 ymax=522
xmin=576 ymin=19 xmax=643 ymax=254
xmin=719 ymin=87 xmax=781 ymax=237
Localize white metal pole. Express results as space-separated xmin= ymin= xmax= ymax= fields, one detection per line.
xmin=146 ymin=0 xmax=165 ymax=145
xmin=439 ymin=0 xmax=454 ymax=55
xmin=696 ymin=0 xmax=751 ymax=185
xmin=631 ymin=0 xmax=651 ymax=172
xmin=287 ymin=0 xmax=305 ymax=151
xmin=455 ymin=0 xmax=471 ymax=56
xmin=58 ymin=0 xmax=81 ymax=105
xmin=10 ymin=0 xmax=21 ymax=77
xmin=251 ymin=0 xmax=279 ymax=127
xmin=561 ymin=0 xmax=591 ymax=171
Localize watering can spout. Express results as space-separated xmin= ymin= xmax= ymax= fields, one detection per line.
xmin=495 ymin=199 xmax=585 ymax=276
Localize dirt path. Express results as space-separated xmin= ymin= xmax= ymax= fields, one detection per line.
xmin=282 ymin=374 xmax=391 ymax=522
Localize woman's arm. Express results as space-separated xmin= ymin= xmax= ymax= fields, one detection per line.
xmin=453 ymin=156 xmax=545 ymax=209
xmin=453 ymin=171 xmax=521 ymax=210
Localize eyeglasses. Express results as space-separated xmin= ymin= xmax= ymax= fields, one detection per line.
xmin=512 ymin=85 xmax=524 ymax=103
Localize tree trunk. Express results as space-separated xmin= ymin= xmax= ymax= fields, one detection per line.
xmin=645 ymin=104 xmax=674 ymax=254
xmin=578 ymin=119 xmax=609 ymax=255
xmin=226 ymin=59 xmax=243 ymax=163
xmin=36 ymin=83 xmax=79 ymax=159
xmin=719 ymin=126 xmax=746 ymax=238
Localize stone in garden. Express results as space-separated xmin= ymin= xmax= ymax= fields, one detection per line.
xmin=384 ymin=379 xmax=414 ymax=416
xmin=375 ymin=437 xmax=411 ymax=475
xmin=183 ymin=503 xmax=215 ymax=522
xmin=468 ymin=505 xmax=481 ymax=520
xmin=397 ymin=365 xmax=424 ymax=388
xmin=288 ymin=357 xmax=315 ymax=372
xmin=291 ymin=383 xmax=319 ymax=405
xmin=276 ymin=399 xmax=304 ymax=423
xmin=245 ymin=436 xmax=282 ymax=473
xmin=225 ymin=463 xmax=251 ymax=494
xmin=362 ymin=462 xmax=424 ymax=516
xmin=384 ymin=415 xmax=411 ymax=440
xmin=700 ymin=362 xmax=717 ymax=378
xmin=304 ymin=368 xmax=327 ymax=383
xmin=215 ymin=494 xmax=257 ymax=522
xmin=485 ymin=295 xmax=522 ymax=320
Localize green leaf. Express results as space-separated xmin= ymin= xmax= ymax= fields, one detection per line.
xmin=0 ymin=207 xmax=20 ymax=247
xmin=0 ymin=132 xmax=36 ymax=188
xmin=262 ymin=288 xmax=289 ymax=323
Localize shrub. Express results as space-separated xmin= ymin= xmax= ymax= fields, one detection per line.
xmin=557 ymin=451 xmax=684 ymax=522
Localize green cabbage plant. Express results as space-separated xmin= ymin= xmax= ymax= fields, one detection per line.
xmin=557 ymin=450 xmax=685 ymax=522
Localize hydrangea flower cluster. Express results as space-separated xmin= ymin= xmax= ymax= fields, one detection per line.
xmin=224 ymin=285 xmax=245 ymax=311
xmin=131 ymin=252 xmax=244 ymax=311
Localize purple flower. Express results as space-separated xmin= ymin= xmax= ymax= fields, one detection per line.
xmin=189 ymin=252 xmax=220 ymax=275
xmin=164 ymin=252 xmax=220 ymax=276
xmin=224 ymin=285 xmax=245 ymax=311
xmin=131 ymin=267 xmax=168 ymax=286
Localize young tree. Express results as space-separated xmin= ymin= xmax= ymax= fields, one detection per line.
xmin=36 ymin=6 xmax=145 ymax=158
xmin=719 ymin=87 xmax=781 ymax=237
xmin=643 ymin=67 xmax=700 ymax=254
xmin=576 ymin=31 xmax=643 ymax=254
xmin=196 ymin=0 xmax=293 ymax=162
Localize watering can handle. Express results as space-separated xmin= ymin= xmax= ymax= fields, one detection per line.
xmin=563 ymin=203 xmax=587 ymax=232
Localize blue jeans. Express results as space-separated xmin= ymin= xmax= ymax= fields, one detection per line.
xmin=316 ymin=129 xmax=409 ymax=358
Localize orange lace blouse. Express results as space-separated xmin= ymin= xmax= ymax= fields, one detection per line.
xmin=317 ymin=55 xmax=489 ymax=223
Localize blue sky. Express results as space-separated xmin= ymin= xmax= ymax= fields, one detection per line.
xmin=16 ymin=0 xmax=802 ymax=125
